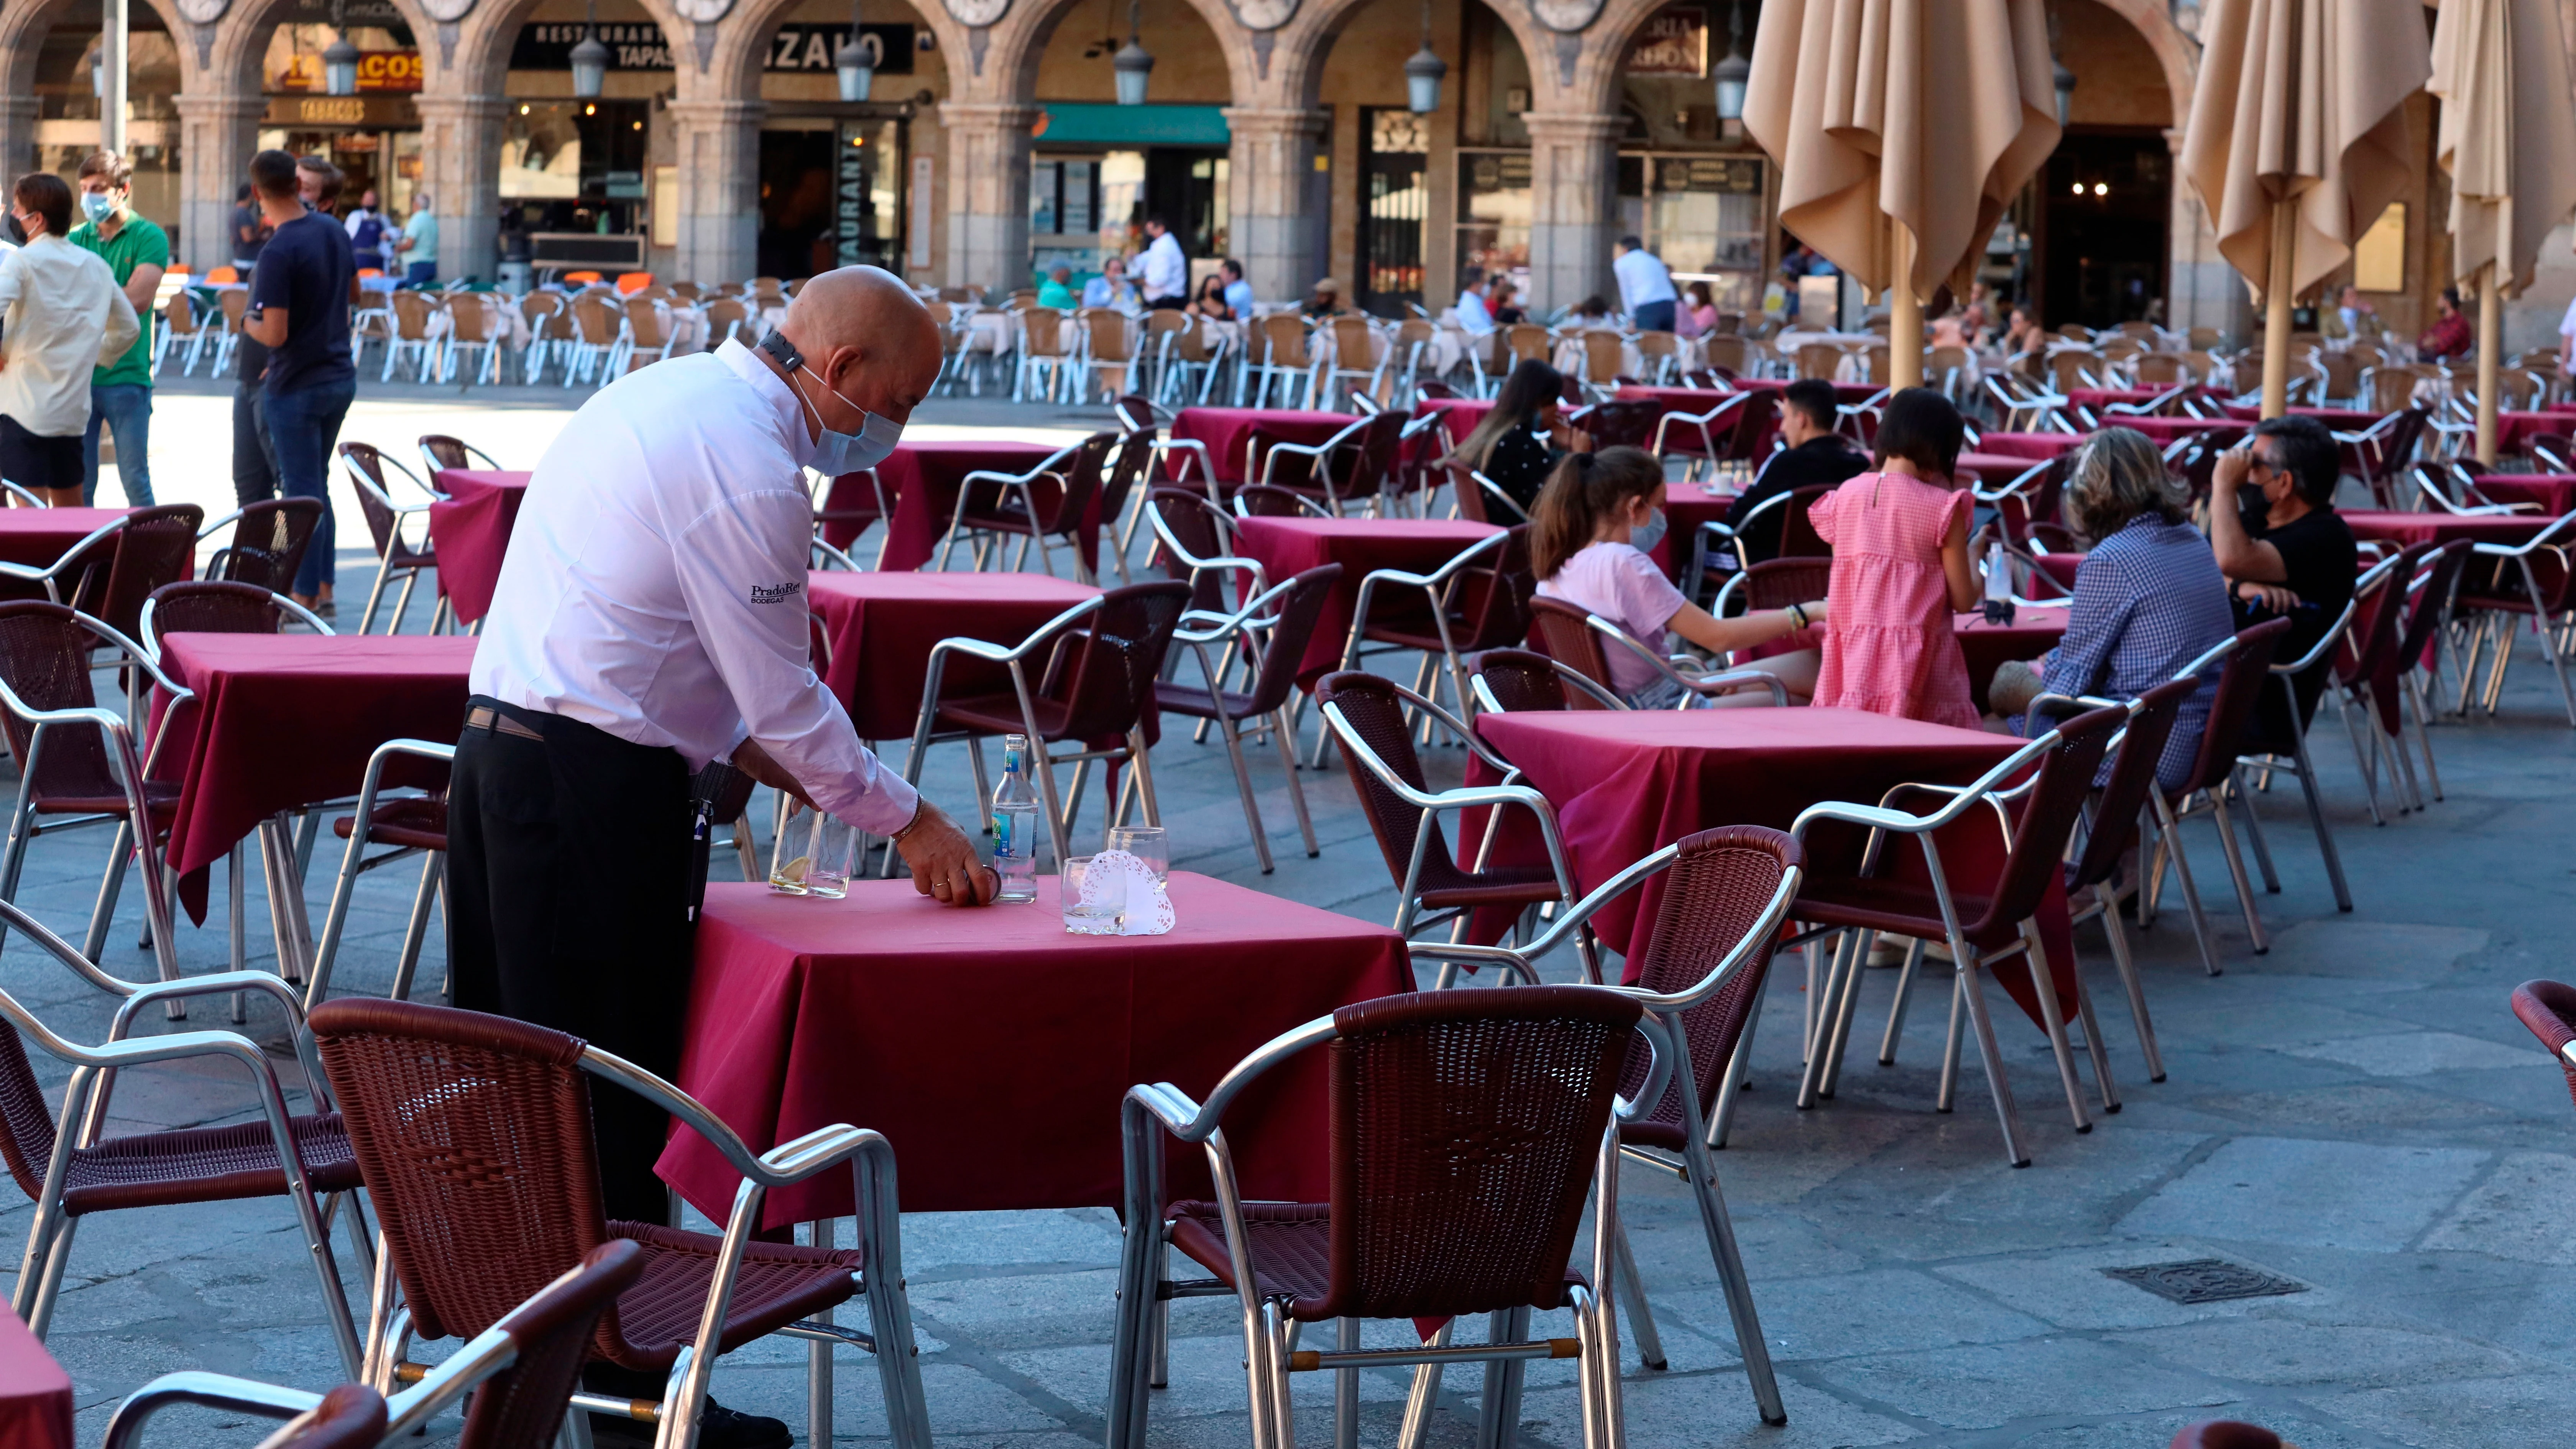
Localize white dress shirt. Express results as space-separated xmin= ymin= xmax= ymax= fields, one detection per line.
xmin=0 ymin=235 xmax=140 ymax=438
xmin=1455 ymin=288 xmax=1495 ymax=336
xmin=470 ymin=338 xmax=919 ymax=835
xmin=1613 ymin=247 xmax=1678 ymax=312
xmin=1138 ymin=232 xmax=1188 ymax=302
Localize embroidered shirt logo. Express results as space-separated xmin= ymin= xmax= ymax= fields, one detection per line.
xmin=750 ymin=580 xmax=804 ymax=605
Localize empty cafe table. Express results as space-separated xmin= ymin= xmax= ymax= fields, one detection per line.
xmin=658 ymin=874 xmax=1411 ymax=1226
xmin=2467 ymin=475 xmax=2576 ymax=516
xmin=153 ymin=633 xmax=476 ymax=973
xmin=831 ymin=439 xmax=1084 ymax=573
xmin=1234 ymin=515 xmax=1502 ymax=682
xmin=1168 ymin=406 xmax=1354 ymax=486
xmin=0 ymin=508 xmax=135 ymax=570
xmin=1975 ymin=432 xmax=2088 ymax=462
xmin=806 ymin=569 xmax=1099 ymax=741
xmin=427 ymin=469 xmax=530 ymax=624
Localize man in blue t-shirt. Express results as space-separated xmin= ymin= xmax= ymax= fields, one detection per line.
xmin=241 ymin=149 xmax=355 ymax=613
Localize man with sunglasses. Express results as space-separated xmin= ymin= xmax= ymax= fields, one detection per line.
xmin=2209 ymin=414 xmax=2357 ymax=733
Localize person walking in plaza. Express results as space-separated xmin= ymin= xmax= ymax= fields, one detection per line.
xmin=230 ymin=181 xmax=269 ymax=274
xmin=393 ymin=190 xmax=437 ymax=288
xmin=0 ymin=173 xmax=140 ymax=508
xmin=1614 ymin=233 xmax=1679 ymax=333
xmin=343 ymin=187 xmax=390 ymax=273
xmin=1137 ymin=215 xmax=1188 ymax=310
xmin=69 ymin=152 xmax=166 ymax=508
xmin=449 ymin=270 xmax=994 ymax=1448
xmin=239 ymin=148 xmax=353 ymax=613
xmin=1806 ymin=387 xmax=1985 ymax=728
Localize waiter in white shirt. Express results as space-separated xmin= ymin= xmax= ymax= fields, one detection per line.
xmin=1612 ymin=234 xmax=1679 ymax=334
xmin=0 ymin=173 xmax=140 ymax=507
xmin=1137 ymin=216 xmax=1189 ymax=310
xmin=451 ymin=266 xmax=994 ymax=1229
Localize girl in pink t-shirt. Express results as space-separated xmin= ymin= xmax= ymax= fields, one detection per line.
xmin=1532 ymin=447 xmax=1829 ymax=707
xmin=1807 ymin=388 xmax=1986 ymax=728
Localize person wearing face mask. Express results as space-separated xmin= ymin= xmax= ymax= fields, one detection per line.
xmin=1530 ymin=446 xmax=1826 ymax=708
xmin=69 ymin=152 xmax=167 ymax=508
xmin=449 ymin=269 xmax=992 ymax=1400
xmin=0 ymin=172 xmax=140 ymax=508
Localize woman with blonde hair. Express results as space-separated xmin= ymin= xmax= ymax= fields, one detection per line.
xmin=1987 ymin=426 xmax=2235 ymax=787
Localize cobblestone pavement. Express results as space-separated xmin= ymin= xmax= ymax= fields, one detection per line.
xmin=34 ymin=378 xmax=2576 ymax=1449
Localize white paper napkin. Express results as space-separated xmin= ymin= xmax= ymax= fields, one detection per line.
xmin=1079 ymin=849 xmax=1175 ymax=935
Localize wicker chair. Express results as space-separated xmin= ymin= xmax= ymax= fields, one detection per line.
xmin=1326 ymin=526 xmax=1536 ymax=747
xmin=337 ymin=443 xmax=446 ymax=634
xmin=0 ymin=897 xmax=364 ymax=1375
xmin=1467 ymin=645 xmax=1623 ymax=713
xmin=1791 ymin=705 xmax=2129 ymax=1166
xmin=1156 ymin=565 xmax=1341 ymax=872
xmin=2141 ymin=619 xmax=2294 ymax=966
xmin=902 ymin=581 xmax=1192 ymax=865
xmin=1572 ymin=398 xmax=1661 ymax=451
xmin=1527 ymin=595 xmax=1788 ymax=706
xmin=1143 ymin=487 xmax=1262 ymax=614
xmin=2451 ymin=511 xmax=2576 ymax=725
xmin=1107 ymin=986 xmax=1669 ymax=1449
xmin=107 ymin=1239 xmax=646 ymax=1449
xmin=2512 ymin=979 xmax=2576 ymax=1116
xmin=936 ymin=432 xmax=1111 ymax=583
xmin=199 ymin=498 xmax=325 ymax=596
xmin=1409 ymin=826 xmax=1804 ymax=1423
xmin=2385 ymin=540 xmax=2471 ymax=801
xmin=307 ymin=997 xmax=932 ymax=1449
xmin=305 ymin=735 xmax=453 ymax=1009
xmin=419 ymin=434 xmax=503 ymax=477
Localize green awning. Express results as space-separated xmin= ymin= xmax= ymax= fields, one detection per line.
xmin=1033 ymin=103 xmax=1229 ymax=147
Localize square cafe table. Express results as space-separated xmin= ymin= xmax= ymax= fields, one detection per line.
xmin=806 ymin=570 xmax=1099 ymax=742
xmin=824 ymin=440 xmax=1083 ymax=573
xmin=1470 ymin=707 xmax=2079 ymax=1029
xmin=657 ymin=875 xmax=1412 ymax=1227
xmin=0 ymin=507 xmax=136 ymax=572
xmin=427 ymin=468 xmax=531 ymax=625
xmin=1169 ymin=407 xmax=1355 ymax=486
xmin=2466 ymin=474 xmax=2576 ymax=517
xmin=1233 ymin=515 xmax=1503 ymax=683
xmin=0 ymin=1305 xmax=70 ymax=1449
xmin=152 ymin=634 xmax=476 ymax=972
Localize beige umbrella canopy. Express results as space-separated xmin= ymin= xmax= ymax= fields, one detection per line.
xmin=2180 ymin=0 xmax=2430 ymax=417
xmin=2430 ymin=0 xmax=2576 ymax=463
xmin=1742 ymin=0 xmax=2058 ymax=389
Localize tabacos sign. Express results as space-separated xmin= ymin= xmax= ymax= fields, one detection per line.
xmin=273 ymin=49 xmax=424 ymax=91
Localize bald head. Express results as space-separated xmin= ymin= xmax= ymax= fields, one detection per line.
xmin=772 ymin=266 xmax=943 ymax=432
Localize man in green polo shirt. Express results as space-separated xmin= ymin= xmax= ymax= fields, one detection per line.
xmin=69 ymin=151 xmax=166 ymax=507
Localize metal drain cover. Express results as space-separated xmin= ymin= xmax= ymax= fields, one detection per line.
xmin=2103 ymin=1258 xmax=2308 ymax=1304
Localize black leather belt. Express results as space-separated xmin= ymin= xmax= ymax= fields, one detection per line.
xmin=465 ymin=705 xmax=547 ymax=742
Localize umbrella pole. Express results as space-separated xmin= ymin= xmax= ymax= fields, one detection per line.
xmin=1889 ymin=220 xmax=1923 ymax=390
xmin=2476 ymin=261 xmax=2500 ymax=467
xmin=2261 ymin=199 xmax=2295 ymax=419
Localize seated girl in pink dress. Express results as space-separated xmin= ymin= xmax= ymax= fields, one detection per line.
xmin=1807 ymin=389 xmax=1986 ymax=728
xmin=1531 ymin=447 xmax=1829 ymax=708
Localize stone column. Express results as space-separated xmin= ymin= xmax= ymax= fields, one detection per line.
xmin=666 ymin=97 xmax=766 ymax=285
xmin=938 ymin=102 xmax=1037 ymax=295
xmin=0 ymin=95 xmax=37 ymax=186
xmin=1224 ymin=107 xmax=1328 ymax=304
xmin=172 ymin=91 xmax=265 ymax=273
xmin=1522 ymin=112 xmax=1620 ymax=313
xmin=411 ymin=93 xmax=509 ymax=286
xmin=2160 ymin=126 xmax=2247 ymax=343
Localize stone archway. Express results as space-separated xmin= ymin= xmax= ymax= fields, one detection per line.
xmin=0 ymin=0 xmax=203 ymax=219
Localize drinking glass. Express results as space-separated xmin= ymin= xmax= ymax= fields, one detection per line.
xmin=769 ymin=801 xmax=857 ymax=899
xmin=1104 ymin=825 xmax=1169 ymax=882
xmin=1061 ymin=856 xmax=1122 ymax=935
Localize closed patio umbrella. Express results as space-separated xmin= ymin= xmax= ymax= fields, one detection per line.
xmin=2180 ymin=0 xmax=2429 ymax=418
xmin=2430 ymin=0 xmax=2576 ymax=464
xmin=1742 ymin=0 xmax=2058 ymax=389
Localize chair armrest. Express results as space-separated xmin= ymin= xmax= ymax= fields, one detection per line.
xmin=1139 ymin=1013 xmax=1342 ymax=1144
xmin=104 ymin=1372 xmax=327 ymax=1449
xmin=928 ymin=595 xmax=1104 ymax=666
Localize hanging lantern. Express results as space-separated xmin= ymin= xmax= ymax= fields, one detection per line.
xmin=323 ymin=0 xmax=360 ymax=98
xmin=571 ymin=0 xmax=610 ymax=99
xmin=1112 ymin=0 xmax=1152 ymax=106
xmin=1403 ymin=0 xmax=1444 ymax=114
xmin=836 ymin=8 xmax=880 ymax=103
xmin=1712 ymin=0 xmax=1749 ymax=120
xmin=2053 ymin=59 xmax=2075 ymax=127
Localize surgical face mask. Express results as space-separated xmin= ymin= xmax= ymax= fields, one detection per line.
xmin=2 ymin=213 xmax=23 ymax=246
xmin=1629 ymin=505 xmax=1667 ymax=555
xmin=792 ymin=365 xmax=904 ymax=475
xmin=79 ymin=192 xmax=115 ymax=225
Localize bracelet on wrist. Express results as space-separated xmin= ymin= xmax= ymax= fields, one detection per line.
xmin=1786 ymin=603 xmax=1809 ymax=632
xmin=889 ymin=798 xmax=927 ymax=842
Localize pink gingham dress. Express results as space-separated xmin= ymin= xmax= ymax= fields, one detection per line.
xmin=1807 ymin=470 xmax=1979 ymax=728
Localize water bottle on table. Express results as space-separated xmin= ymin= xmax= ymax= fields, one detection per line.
xmin=992 ymin=733 xmax=1042 ymax=903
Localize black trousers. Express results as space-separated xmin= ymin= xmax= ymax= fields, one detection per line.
xmin=447 ymin=696 xmax=695 ymax=1226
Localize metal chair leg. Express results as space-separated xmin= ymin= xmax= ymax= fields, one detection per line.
xmin=1216 ymin=713 xmax=1275 ymax=873
xmin=1271 ymin=706 xmax=1319 ymax=858
xmin=1608 ymin=1222 xmax=1666 ymax=1371
xmin=1952 ymin=945 xmax=2032 ymax=1167
xmin=1877 ymin=936 xmax=1927 ymax=1065
xmin=2018 ymin=927 xmax=2093 ymax=1133
xmin=2287 ymin=729 xmax=2354 ymax=912
xmin=2095 ymin=881 xmax=2165 ymax=1081
xmin=2204 ymin=786 xmax=2270 ymax=954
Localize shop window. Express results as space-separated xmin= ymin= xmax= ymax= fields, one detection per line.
xmin=1360 ymin=109 xmax=1429 ymax=318
xmin=1456 ymin=150 xmax=1531 ymax=298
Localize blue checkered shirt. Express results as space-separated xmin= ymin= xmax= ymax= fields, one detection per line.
xmin=2036 ymin=516 xmax=2237 ymax=790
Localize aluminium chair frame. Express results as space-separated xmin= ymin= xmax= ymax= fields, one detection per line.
xmin=1254 ymin=414 xmax=1380 ymax=516
xmin=1560 ymin=605 xmax=1789 ymax=706
xmin=305 ymin=737 xmax=454 ymax=1011
xmin=1322 ymin=529 xmax=1513 ymax=763
xmin=936 ymin=440 xmax=1096 ymax=583
xmin=2456 ymin=511 xmax=2576 ymax=726
xmin=1467 ymin=657 xmax=1628 ymax=715
xmin=2231 ymin=568 xmax=2387 ymax=921
xmin=1648 ymin=395 xmax=1749 ymax=485
xmin=1167 ymin=577 xmax=1324 ymax=874
xmin=338 ymin=450 xmax=453 ymax=636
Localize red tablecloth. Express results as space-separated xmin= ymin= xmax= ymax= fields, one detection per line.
xmin=1468 ymin=708 xmax=2078 ymax=1026
xmin=1955 ymin=451 xmax=2049 ymax=486
xmin=830 ymin=440 xmax=1084 ymax=573
xmin=659 ymin=875 xmax=1413 ymax=1226
xmin=2497 ymin=412 xmax=2576 ymax=454
xmin=1651 ymin=482 xmax=1740 ymax=577
xmin=2342 ymin=510 xmax=2555 ymax=548
xmin=427 ymin=470 xmax=529 ymax=625
xmin=2469 ymin=475 xmax=2576 ymax=515
xmin=2104 ymin=415 xmax=2247 ymax=448
xmin=0 ymin=508 xmax=134 ymax=570
xmin=1170 ymin=407 xmax=1356 ymax=485
xmin=0 ymin=1307 xmax=70 ymax=1449
xmin=1976 ymin=432 xmax=2088 ymax=461
xmin=807 ymin=570 xmax=1099 ymax=741
xmin=1233 ymin=516 xmax=1503 ymax=683
xmin=1413 ymin=396 xmax=1494 ymax=446
xmin=1956 ymin=609 xmax=2070 ymax=713
xmin=154 ymin=634 xmax=475 ymax=920
xmin=1613 ymin=385 xmax=1776 ymax=460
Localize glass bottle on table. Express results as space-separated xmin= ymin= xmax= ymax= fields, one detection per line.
xmin=991 ymin=733 xmax=1042 ymax=903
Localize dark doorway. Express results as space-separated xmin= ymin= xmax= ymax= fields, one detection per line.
xmin=1142 ymin=148 xmax=1227 ymax=260
xmin=759 ymin=129 xmax=839 ymax=280
xmin=1358 ymin=107 xmax=1429 ymax=319
xmin=2036 ymin=129 xmax=2170 ymax=329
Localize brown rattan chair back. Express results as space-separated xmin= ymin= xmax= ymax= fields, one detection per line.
xmin=1963 ymin=705 xmax=2124 ymax=945
xmin=1146 ymin=486 xmax=1235 ymax=612
xmin=1041 ymin=580 xmax=1193 ymax=743
xmin=147 ymin=580 xmax=289 ymax=643
xmin=1704 ymin=335 xmax=1750 ymax=374
xmin=1306 ymin=985 xmax=1640 ymax=1319
xmin=1776 ymin=484 xmax=1833 ymax=559
xmin=2065 ymin=678 xmax=2195 ymax=894
xmin=2179 ymin=616 xmax=2292 ymax=797
xmin=1330 ymin=410 xmax=1409 ymax=502
xmin=1229 ymin=565 xmax=1343 ymax=718
xmin=1794 ymin=343 xmax=1842 ymax=380
xmin=1528 ymin=595 xmax=1614 ymax=685
xmin=1732 ymin=557 xmax=1832 ymax=611
xmin=2391 ymin=540 xmax=2471 ymax=689
xmin=1259 ymin=314 xmax=1311 ymax=370
xmin=1448 ymin=526 xmax=1537 ymax=652
xmin=307 ymin=997 xmax=616 ymax=1351
xmin=1315 ymin=670 xmax=1473 ymax=895
xmin=456 ymin=1239 xmax=649 ymax=1449
xmin=1619 ymin=826 xmax=1801 ymax=1141
xmin=1505 ymin=324 xmax=1551 ymax=366
xmin=70 ymin=504 xmax=204 ymax=639
xmin=337 ymin=444 xmax=426 ymax=568
xmin=2511 ymin=979 xmax=2576 ymax=1115
xmin=2336 ymin=542 xmax=2430 ymax=690
xmin=0 ymin=603 xmax=123 ymax=808
xmin=1099 ymin=427 xmax=1154 ymax=541
xmin=255 ymin=1383 xmax=388 ymax=1449
xmin=419 ymin=435 xmax=481 ymax=473
xmin=210 ymin=499 xmax=324 ymax=594
xmin=1472 ymin=648 xmax=1570 ymax=713
xmin=1579 ymin=399 xmax=1660 ymax=452
xmin=1233 ymin=484 xmax=1315 ymax=518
